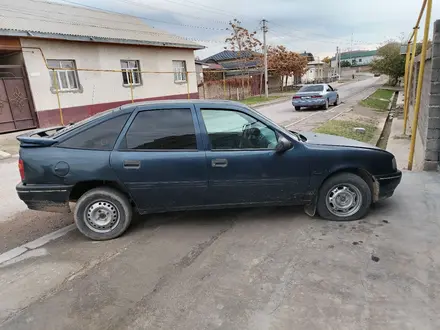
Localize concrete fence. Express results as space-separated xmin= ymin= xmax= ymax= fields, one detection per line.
xmin=408 ymin=19 xmax=440 ymax=171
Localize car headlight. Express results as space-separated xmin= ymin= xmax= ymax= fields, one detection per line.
xmin=392 ymin=157 xmax=397 ymax=171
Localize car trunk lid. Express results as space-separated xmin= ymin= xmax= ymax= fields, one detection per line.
xmin=293 ymin=92 xmax=323 ymax=99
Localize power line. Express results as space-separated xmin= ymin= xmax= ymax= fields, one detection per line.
xmin=269 ymin=21 xmax=380 ymax=47
xmin=110 ymin=0 xmax=231 ymax=25
xmin=161 ymin=0 xmax=236 ymax=18
xmin=45 ymin=0 xmax=227 ymax=31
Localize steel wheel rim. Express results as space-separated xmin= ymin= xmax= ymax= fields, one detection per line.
xmin=325 ymin=183 xmax=362 ymax=217
xmin=84 ymin=200 xmax=120 ymax=233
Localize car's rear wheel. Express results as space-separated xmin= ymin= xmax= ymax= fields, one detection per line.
xmin=74 ymin=187 xmax=132 ymax=240
xmin=295 ymin=106 xmax=301 ymax=111
xmin=317 ymin=173 xmax=372 ymax=221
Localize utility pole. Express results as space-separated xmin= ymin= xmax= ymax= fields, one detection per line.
xmin=336 ymin=46 xmax=339 ymax=78
xmin=262 ymin=19 xmax=269 ymax=98
xmin=350 ymin=31 xmax=354 ymax=63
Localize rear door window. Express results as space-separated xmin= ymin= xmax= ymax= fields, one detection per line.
xmin=122 ymin=109 xmax=197 ymax=150
xmin=58 ymin=114 xmax=129 ymax=150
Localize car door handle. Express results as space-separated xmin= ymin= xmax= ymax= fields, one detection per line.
xmin=123 ymin=160 xmax=141 ymax=169
xmin=211 ymin=158 xmax=228 ymax=168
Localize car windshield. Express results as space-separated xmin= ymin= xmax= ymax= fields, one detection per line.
xmin=248 ymin=106 xmax=304 ymax=142
xmin=299 ymin=85 xmax=324 ymax=92
xmin=52 ymin=107 xmax=122 ymax=138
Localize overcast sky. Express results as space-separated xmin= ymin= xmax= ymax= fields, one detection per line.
xmin=55 ymin=0 xmax=440 ymax=60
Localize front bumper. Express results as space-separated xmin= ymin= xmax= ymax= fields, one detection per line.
xmin=375 ymin=170 xmax=402 ymax=201
xmin=16 ymin=183 xmax=73 ymax=213
xmin=292 ymin=98 xmax=326 ymax=107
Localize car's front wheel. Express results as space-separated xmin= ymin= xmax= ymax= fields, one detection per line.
xmin=317 ymin=173 xmax=372 ymax=221
xmin=74 ymin=187 xmax=133 ymax=240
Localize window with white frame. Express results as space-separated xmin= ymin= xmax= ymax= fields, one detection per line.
xmin=173 ymin=60 xmax=187 ymax=83
xmin=121 ymin=60 xmax=141 ymax=86
xmin=47 ymin=60 xmax=80 ymax=91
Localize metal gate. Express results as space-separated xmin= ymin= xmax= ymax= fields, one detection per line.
xmin=0 ymin=65 xmax=37 ymax=133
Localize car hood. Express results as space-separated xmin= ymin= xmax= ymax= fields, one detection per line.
xmin=300 ymin=132 xmax=380 ymax=150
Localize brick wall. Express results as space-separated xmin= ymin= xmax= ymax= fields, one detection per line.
xmin=408 ymin=20 xmax=440 ymax=170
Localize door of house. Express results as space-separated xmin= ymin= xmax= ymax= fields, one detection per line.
xmin=0 ymin=66 xmax=37 ymax=133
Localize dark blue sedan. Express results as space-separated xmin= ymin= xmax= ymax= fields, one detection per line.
xmin=16 ymin=100 xmax=401 ymax=240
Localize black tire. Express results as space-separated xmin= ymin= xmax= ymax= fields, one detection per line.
xmin=74 ymin=187 xmax=133 ymax=240
xmin=295 ymin=106 xmax=301 ymax=111
xmin=316 ymin=173 xmax=372 ymax=221
xmin=334 ymin=95 xmax=339 ymax=106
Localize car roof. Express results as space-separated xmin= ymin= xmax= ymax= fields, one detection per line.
xmin=120 ymin=99 xmax=245 ymax=111
xmin=301 ymin=83 xmax=327 ymax=87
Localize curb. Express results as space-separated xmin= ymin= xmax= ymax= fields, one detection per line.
xmin=0 ymin=150 xmax=11 ymax=160
xmin=373 ymin=115 xmax=389 ymax=146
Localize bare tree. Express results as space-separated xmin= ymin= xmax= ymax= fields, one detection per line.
xmin=225 ymin=19 xmax=262 ymax=98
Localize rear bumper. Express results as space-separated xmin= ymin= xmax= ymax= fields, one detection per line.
xmin=375 ymin=171 xmax=402 ymax=200
xmin=16 ymin=183 xmax=73 ymax=213
xmin=292 ymin=98 xmax=326 ymax=107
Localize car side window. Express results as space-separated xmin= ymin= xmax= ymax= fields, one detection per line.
xmin=122 ymin=109 xmax=197 ymax=150
xmin=201 ymin=109 xmax=278 ymax=150
xmin=58 ymin=114 xmax=129 ymax=150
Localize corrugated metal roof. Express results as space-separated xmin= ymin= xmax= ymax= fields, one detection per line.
xmin=330 ymin=50 xmax=377 ymax=61
xmin=340 ymin=50 xmax=377 ymax=60
xmin=220 ymin=60 xmax=261 ymax=70
xmin=0 ymin=0 xmax=203 ymax=49
xmin=202 ymin=50 xmax=261 ymax=62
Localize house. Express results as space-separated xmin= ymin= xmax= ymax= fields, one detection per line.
xmin=331 ymin=50 xmax=377 ymax=68
xmin=301 ymin=61 xmax=332 ymax=84
xmin=201 ymin=50 xmax=263 ymax=77
xmin=0 ymin=0 xmax=203 ymax=132
xmin=300 ymin=51 xmax=315 ymax=62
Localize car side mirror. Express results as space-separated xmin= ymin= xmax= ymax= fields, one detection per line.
xmin=275 ymin=136 xmax=293 ymax=153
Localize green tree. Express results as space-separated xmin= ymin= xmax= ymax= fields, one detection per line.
xmin=341 ymin=60 xmax=351 ymax=67
xmin=371 ymin=42 xmax=404 ymax=86
xmin=415 ymin=40 xmax=432 ymax=56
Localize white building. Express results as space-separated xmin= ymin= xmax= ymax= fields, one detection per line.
xmin=331 ymin=50 xmax=377 ymax=68
xmin=0 ymin=0 xmax=203 ymax=132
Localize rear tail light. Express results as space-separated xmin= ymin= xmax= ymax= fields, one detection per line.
xmin=311 ymin=95 xmax=322 ymax=98
xmin=18 ymin=159 xmax=25 ymax=181
xmin=292 ymin=96 xmax=301 ymax=99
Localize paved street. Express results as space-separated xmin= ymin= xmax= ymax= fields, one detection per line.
xmin=2 ymin=76 xmax=440 ymax=329
xmin=1 ymin=172 xmax=439 ymax=329
xmin=256 ymin=76 xmax=384 ymax=129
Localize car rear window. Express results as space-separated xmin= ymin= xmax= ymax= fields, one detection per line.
xmin=57 ymin=114 xmax=129 ymax=150
xmin=52 ymin=107 xmax=122 ymax=138
xmin=299 ymin=85 xmax=324 ymax=92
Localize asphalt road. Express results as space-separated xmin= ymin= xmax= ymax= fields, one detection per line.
xmin=1 ymin=172 xmax=440 ymax=330
xmin=256 ymin=76 xmax=384 ymax=128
